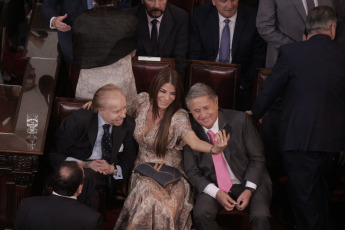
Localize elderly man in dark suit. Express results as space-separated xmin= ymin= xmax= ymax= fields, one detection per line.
xmin=189 ymin=0 xmax=266 ymax=110
xmin=15 ymin=161 xmax=103 ymax=230
xmin=250 ymin=6 xmax=345 ymax=230
xmin=184 ymin=83 xmax=272 ymax=230
xmin=134 ymin=0 xmax=188 ymax=77
xmin=50 ymin=84 xmax=137 ymax=209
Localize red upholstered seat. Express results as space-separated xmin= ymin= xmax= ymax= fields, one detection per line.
xmin=185 ymin=60 xmax=241 ymax=110
xmin=132 ymin=57 xmax=175 ymax=93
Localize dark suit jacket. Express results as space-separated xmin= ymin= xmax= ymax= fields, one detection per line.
xmin=41 ymin=0 xmax=132 ymax=63
xmin=184 ymin=109 xmax=270 ymax=198
xmin=252 ymin=34 xmax=345 ymax=152
xmin=134 ymin=3 xmax=188 ymax=76
xmin=189 ymin=3 xmax=266 ymax=89
xmin=14 ymin=194 xmax=103 ymax=230
xmin=51 ymin=109 xmax=137 ymax=179
xmin=334 ymin=0 xmax=345 ymax=45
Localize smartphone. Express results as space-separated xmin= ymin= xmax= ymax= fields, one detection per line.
xmin=221 ymin=123 xmax=232 ymax=136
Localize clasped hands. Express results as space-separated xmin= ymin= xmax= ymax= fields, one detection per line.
xmin=216 ymin=189 xmax=252 ymax=212
xmin=80 ymin=160 xmax=114 ymax=175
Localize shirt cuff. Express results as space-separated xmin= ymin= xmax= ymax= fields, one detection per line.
xmin=113 ymin=165 xmax=123 ymax=180
xmin=50 ymin=17 xmax=57 ymax=29
xmin=245 ymin=181 xmax=257 ymax=190
xmin=65 ymin=157 xmax=81 ymax=163
xmin=203 ymin=183 xmax=220 ymax=199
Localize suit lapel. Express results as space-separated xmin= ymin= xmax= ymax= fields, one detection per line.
xmin=111 ymin=123 xmax=126 ymax=163
xmin=158 ymin=5 xmax=173 ymax=54
xmin=210 ymin=7 xmax=220 ymax=55
xmin=88 ymin=114 xmax=98 ymax=150
xmin=217 ymin=110 xmax=231 ymax=164
xmin=81 ymin=0 xmax=88 ymax=11
xmin=138 ymin=8 xmax=153 ymax=55
xmin=292 ymin=0 xmax=307 ymax=21
xmin=232 ymin=5 xmax=246 ymax=59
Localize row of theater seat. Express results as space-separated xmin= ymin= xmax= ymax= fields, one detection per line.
xmin=69 ymin=57 xmax=271 ymax=110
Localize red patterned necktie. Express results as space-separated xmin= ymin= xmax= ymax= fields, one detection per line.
xmin=207 ymin=130 xmax=232 ymax=193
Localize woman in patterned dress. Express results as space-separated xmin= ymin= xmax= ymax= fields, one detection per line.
xmin=113 ymin=67 xmax=229 ymax=230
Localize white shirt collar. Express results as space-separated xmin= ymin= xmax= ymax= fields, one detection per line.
xmin=146 ymin=12 xmax=163 ymax=24
xmin=218 ymin=12 xmax=237 ymax=25
xmin=53 ymin=191 xmax=77 ymax=200
xmin=98 ymin=113 xmax=112 ymax=132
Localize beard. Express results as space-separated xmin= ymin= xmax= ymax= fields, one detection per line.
xmin=149 ymin=8 xmax=164 ymax=18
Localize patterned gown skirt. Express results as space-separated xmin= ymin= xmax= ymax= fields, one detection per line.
xmin=114 ymin=172 xmax=193 ymax=230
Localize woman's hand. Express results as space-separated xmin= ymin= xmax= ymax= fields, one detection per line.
xmin=211 ymin=129 xmax=230 ymax=154
xmin=82 ymin=101 xmax=93 ymax=110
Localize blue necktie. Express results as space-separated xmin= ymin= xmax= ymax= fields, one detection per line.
xmin=219 ymin=19 xmax=230 ymax=63
xmin=87 ymin=0 xmax=95 ymax=9
xmin=102 ymin=124 xmax=113 ymax=187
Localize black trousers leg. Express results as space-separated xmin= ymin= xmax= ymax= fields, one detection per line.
xmin=282 ymin=151 xmax=334 ymax=230
xmin=193 ymin=193 xmax=222 ymax=230
xmin=77 ymin=168 xmax=107 ymax=210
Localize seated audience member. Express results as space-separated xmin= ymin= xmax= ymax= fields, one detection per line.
xmin=256 ymin=0 xmax=333 ymax=68
xmin=50 ymin=84 xmax=137 ymax=209
xmin=250 ymin=6 xmax=345 ymax=230
xmin=134 ymin=0 xmax=188 ymax=77
xmin=14 ymin=161 xmax=103 ymax=230
xmin=184 ymin=83 xmax=272 ymax=230
xmin=73 ymin=0 xmax=138 ymax=101
xmin=189 ymin=0 xmax=266 ymax=110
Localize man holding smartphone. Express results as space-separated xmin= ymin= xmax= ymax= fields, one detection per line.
xmin=184 ymin=83 xmax=272 ymax=230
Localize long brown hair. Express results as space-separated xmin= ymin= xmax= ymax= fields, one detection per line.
xmin=148 ymin=67 xmax=184 ymax=158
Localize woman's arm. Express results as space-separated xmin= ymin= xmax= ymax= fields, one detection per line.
xmin=182 ymin=130 xmax=229 ymax=154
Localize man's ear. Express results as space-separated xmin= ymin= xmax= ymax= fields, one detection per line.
xmin=75 ymin=184 xmax=83 ymax=197
xmin=215 ymin=96 xmax=219 ymax=105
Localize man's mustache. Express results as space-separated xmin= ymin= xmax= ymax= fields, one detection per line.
xmin=150 ymin=8 xmax=164 ymax=14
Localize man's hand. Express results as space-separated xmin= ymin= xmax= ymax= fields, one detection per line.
xmin=94 ymin=160 xmax=114 ymax=175
xmin=52 ymin=14 xmax=71 ymax=32
xmin=245 ymin=110 xmax=263 ymax=124
xmin=236 ymin=189 xmax=252 ymax=211
xmin=80 ymin=160 xmax=113 ymax=175
xmin=215 ymin=190 xmax=236 ymax=211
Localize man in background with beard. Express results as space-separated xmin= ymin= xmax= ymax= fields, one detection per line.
xmin=134 ymin=0 xmax=188 ymax=77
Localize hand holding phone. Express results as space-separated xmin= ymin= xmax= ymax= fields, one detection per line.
xmin=221 ymin=123 xmax=232 ymax=136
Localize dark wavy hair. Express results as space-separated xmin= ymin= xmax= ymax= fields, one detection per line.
xmin=148 ymin=67 xmax=184 ymax=158
xmin=53 ymin=161 xmax=84 ymax=196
